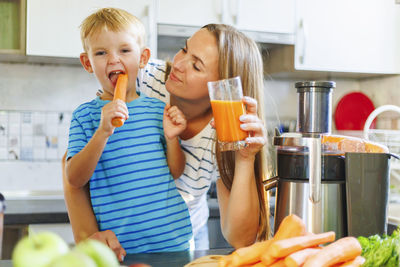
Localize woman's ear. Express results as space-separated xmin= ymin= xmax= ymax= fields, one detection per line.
xmin=80 ymin=53 xmax=93 ymax=73
xmin=139 ymin=48 xmax=151 ymax=68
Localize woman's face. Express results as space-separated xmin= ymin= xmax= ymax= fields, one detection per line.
xmin=166 ymin=28 xmax=219 ymax=102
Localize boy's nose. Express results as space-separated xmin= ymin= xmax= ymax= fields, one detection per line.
xmin=108 ymin=53 xmax=120 ymax=64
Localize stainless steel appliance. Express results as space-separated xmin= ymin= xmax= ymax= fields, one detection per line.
xmin=267 ymin=81 xmax=394 ymax=238
xmin=0 ymin=193 xmax=4 ymax=259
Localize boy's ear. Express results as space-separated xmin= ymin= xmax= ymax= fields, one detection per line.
xmin=80 ymin=53 xmax=93 ymax=73
xmin=139 ymin=48 xmax=151 ymax=68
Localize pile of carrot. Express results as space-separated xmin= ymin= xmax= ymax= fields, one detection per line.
xmin=218 ymin=214 xmax=365 ymax=267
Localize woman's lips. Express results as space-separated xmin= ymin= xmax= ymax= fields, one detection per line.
xmin=169 ymin=71 xmax=181 ymax=83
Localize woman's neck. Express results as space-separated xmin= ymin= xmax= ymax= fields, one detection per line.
xmin=171 ymin=96 xmax=213 ymax=140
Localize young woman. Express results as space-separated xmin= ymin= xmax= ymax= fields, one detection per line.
xmin=63 ymin=23 xmax=272 ymax=260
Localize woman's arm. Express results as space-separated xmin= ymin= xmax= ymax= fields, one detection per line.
xmin=216 ymin=156 xmax=260 ymax=248
xmin=62 ymin=152 xmax=127 ymax=261
xmin=217 ymin=96 xmax=267 ymax=248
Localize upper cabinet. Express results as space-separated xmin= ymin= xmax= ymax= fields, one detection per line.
xmin=265 ymin=0 xmax=400 ymax=77
xmin=157 ymin=0 xmax=295 ymax=44
xmin=26 ymin=0 xmax=157 ymax=59
xmin=0 ymin=0 xmax=25 ymax=54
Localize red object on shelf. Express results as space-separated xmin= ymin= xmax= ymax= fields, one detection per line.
xmin=334 ymin=92 xmax=376 ymax=130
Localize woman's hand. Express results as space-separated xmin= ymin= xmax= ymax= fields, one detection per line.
xmin=89 ymin=230 xmax=127 ymax=262
xmin=238 ymin=96 xmax=267 ymax=159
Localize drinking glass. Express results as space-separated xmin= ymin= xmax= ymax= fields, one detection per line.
xmin=208 ymin=76 xmax=248 ymax=151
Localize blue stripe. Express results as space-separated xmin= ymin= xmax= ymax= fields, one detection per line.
xmin=117 ymin=215 xmax=190 ymax=237
xmin=95 ymin=193 xmax=181 ymax=216
xmin=100 ymin=199 xmax=183 ymax=223
xmin=91 ymin=179 xmax=172 ymax=199
xmin=124 ymin=231 xmax=192 ymax=251
xmin=91 ymin=165 xmax=167 ymax=182
xmin=107 ymin=208 xmax=189 ymax=230
xmin=120 ymin=224 xmax=191 ymax=244
xmin=92 ymin=184 xmax=175 ymax=207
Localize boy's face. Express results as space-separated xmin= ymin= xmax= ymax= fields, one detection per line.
xmin=80 ymin=27 xmax=149 ymax=100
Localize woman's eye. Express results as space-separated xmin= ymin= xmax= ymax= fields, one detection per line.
xmin=180 ymin=47 xmax=187 ymax=53
xmin=193 ymin=64 xmax=200 ymax=71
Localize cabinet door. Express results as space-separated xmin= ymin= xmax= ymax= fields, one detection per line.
xmin=157 ymin=0 xmax=221 ymax=27
xmin=234 ymin=0 xmax=295 ymax=34
xmin=295 ymin=0 xmax=400 ymax=74
xmin=26 ymin=0 xmax=156 ymax=58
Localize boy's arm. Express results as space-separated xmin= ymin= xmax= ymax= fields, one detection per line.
xmin=163 ymin=104 xmax=186 ymax=179
xmin=66 ymin=129 xmax=109 ymax=188
xmin=66 ymin=100 xmax=128 ymax=188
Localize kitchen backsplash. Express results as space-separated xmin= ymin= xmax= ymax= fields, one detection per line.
xmin=1 ymin=61 xmax=400 ymax=193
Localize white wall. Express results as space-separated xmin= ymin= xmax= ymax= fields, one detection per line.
xmin=1 ymin=61 xmax=399 ymax=194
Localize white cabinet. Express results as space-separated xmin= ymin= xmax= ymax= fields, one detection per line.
xmin=26 ymin=0 xmax=157 ymax=58
xmin=157 ymin=0 xmax=295 ymax=44
xmin=266 ymin=0 xmax=400 ymax=76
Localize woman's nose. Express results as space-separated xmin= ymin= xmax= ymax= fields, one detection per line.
xmin=172 ymin=53 xmax=186 ymax=72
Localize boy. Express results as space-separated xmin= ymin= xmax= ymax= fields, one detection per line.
xmin=66 ymin=8 xmax=192 ymax=254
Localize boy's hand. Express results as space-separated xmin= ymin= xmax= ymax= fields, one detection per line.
xmin=99 ymin=100 xmax=129 ymax=136
xmin=163 ymin=104 xmax=187 ymax=140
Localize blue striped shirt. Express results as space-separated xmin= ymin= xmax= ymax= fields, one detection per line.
xmin=138 ymin=60 xmax=220 ymax=240
xmin=67 ymin=94 xmax=192 ymax=253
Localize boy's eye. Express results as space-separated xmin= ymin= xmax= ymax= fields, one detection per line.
xmin=122 ymin=48 xmax=131 ymax=53
xmin=95 ymin=51 xmax=105 ymax=56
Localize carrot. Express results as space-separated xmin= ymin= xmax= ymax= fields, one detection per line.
xmin=273 ymin=214 xmax=307 ymax=240
xmin=338 ymin=256 xmax=365 ymax=267
xmin=284 ymin=247 xmax=321 ymax=267
xmin=111 ymin=74 xmax=128 ymax=127
xmin=261 ymin=214 xmax=307 ymax=265
xmin=218 ymin=255 xmax=232 ymax=267
xmin=231 ymin=240 xmax=273 ymax=266
xmin=269 ymin=258 xmax=286 ymax=267
xmin=303 ymin=236 xmax=362 ymax=267
xmin=252 ymin=262 xmax=267 ymax=267
xmin=270 ymin=231 xmax=335 ymax=258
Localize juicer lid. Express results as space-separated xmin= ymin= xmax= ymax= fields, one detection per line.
xmin=295 ymin=81 xmax=336 ymax=92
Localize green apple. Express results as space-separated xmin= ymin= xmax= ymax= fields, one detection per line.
xmin=47 ymin=250 xmax=97 ymax=267
xmin=12 ymin=231 xmax=69 ymax=267
xmin=75 ymin=239 xmax=120 ymax=267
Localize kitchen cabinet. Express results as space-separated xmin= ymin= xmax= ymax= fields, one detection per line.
xmin=26 ymin=0 xmax=157 ymax=59
xmin=265 ymin=0 xmax=400 ymax=77
xmin=157 ymin=0 xmax=295 ymax=44
xmin=0 ymin=0 xmax=25 ymax=54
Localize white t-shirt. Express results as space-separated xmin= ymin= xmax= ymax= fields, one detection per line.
xmin=137 ymin=59 xmax=219 ymax=236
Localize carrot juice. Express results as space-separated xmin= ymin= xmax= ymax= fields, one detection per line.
xmin=211 ymin=100 xmax=248 ymax=142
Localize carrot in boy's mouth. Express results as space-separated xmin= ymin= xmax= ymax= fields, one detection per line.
xmin=111 ymin=74 xmax=128 ymax=127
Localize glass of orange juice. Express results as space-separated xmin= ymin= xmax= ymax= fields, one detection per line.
xmin=208 ymin=76 xmax=248 ymax=151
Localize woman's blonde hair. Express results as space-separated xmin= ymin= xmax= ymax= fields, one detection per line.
xmin=80 ymin=7 xmax=146 ymax=52
xmin=203 ymin=24 xmax=271 ymax=241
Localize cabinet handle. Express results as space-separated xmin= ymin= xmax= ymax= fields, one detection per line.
xmin=298 ymin=19 xmax=308 ymax=65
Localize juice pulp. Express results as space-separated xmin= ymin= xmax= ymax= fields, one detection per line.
xmin=211 ymin=100 xmax=248 ymax=142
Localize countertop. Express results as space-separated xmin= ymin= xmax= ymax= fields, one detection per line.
xmin=0 ymin=248 xmax=233 ymax=267
xmin=3 ymin=197 xmax=221 ymax=225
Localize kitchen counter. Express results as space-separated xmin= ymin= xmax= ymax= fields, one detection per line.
xmin=4 ymin=199 xmax=69 ymax=225
xmin=0 ymin=248 xmax=233 ymax=267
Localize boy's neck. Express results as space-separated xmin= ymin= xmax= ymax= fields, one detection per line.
xmin=100 ymin=88 xmax=139 ymax=102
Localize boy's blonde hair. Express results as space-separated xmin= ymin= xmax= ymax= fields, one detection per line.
xmin=80 ymin=7 xmax=146 ymax=52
